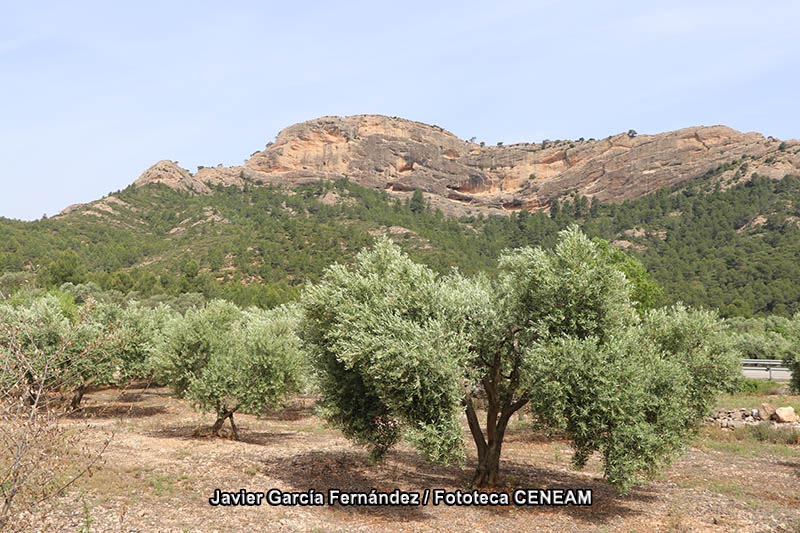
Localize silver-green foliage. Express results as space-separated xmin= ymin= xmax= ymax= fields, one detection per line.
xmin=153 ymin=300 xmax=305 ymax=437
xmin=0 ymin=295 xmax=116 ymax=406
xmin=526 ymin=330 xmax=692 ymax=492
xmin=302 ymin=227 xmax=741 ymax=491
xmin=302 ymin=239 xmax=476 ymax=462
xmin=782 ymin=313 xmax=800 ymax=391
xmin=185 ymin=305 xmax=305 ymax=416
xmin=153 ymin=299 xmax=243 ymax=396
xmin=725 ymin=313 xmax=800 ymax=392
xmin=112 ymin=303 xmax=174 ymax=383
xmin=527 ymin=305 xmax=739 ymax=492
xmin=641 ymin=305 xmax=741 ymax=417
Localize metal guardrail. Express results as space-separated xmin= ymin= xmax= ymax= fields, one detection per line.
xmin=741 ymin=359 xmax=789 ymax=381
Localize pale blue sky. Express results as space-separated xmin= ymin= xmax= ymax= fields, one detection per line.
xmin=1 ymin=1 xmax=798 ymax=220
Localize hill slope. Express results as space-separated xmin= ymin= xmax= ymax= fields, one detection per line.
xmin=2 ymin=171 xmax=800 ymax=316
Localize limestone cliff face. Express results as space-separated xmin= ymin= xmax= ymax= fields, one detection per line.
xmin=116 ymin=115 xmax=800 ymax=216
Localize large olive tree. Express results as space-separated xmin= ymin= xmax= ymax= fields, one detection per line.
xmin=301 ymin=227 xmax=740 ymax=491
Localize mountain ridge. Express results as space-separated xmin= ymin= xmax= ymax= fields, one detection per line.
xmin=62 ymin=114 xmax=800 ymax=218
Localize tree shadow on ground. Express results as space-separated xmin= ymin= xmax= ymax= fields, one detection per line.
xmin=145 ymin=423 xmax=297 ymax=446
xmin=478 ymin=457 xmax=658 ymax=524
xmin=83 ymin=385 xmax=173 ymax=406
xmin=776 ymin=460 xmax=800 ymax=478
xmin=67 ymin=404 xmax=167 ymax=419
xmin=260 ymin=449 xmax=446 ymax=520
xmin=114 ymin=391 xmax=148 ymax=403
xmin=135 ymin=388 xmax=173 ymax=398
xmin=259 ymin=405 xmax=315 ymax=422
xmin=236 ymin=430 xmax=299 ymax=446
xmin=260 ymin=448 xmax=654 ymax=525
xmin=260 ymin=395 xmax=319 ymax=421
xmin=503 ymin=425 xmax=567 ymax=444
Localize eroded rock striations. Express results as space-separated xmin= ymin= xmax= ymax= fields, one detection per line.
xmin=78 ymin=115 xmax=800 ymax=217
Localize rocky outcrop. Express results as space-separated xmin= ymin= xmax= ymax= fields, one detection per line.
xmin=241 ymin=115 xmax=800 ymax=213
xmin=710 ymin=408 xmax=763 ymax=429
xmin=132 ymin=160 xmax=210 ymax=194
xmin=759 ymin=403 xmax=777 ymax=420
xmin=86 ymin=115 xmax=800 ymax=217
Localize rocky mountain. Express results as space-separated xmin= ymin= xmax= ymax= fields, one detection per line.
xmin=7 ymin=114 xmax=798 ymax=317
xmin=122 ymin=114 xmax=800 ymax=217
xmin=4 ymin=148 xmax=800 ymax=317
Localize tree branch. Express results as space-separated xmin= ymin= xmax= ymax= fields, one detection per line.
xmin=506 ymin=397 xmax=529 ymax=416
xmin=463 ymin=395 xmax=487 ymax=456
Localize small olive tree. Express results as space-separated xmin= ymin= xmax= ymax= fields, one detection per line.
xmin=152 ymin=299 xmax=242 ymax=396
xmin=153 ymin=301 xmax=304 ymax=439
xmin=0 ymin=299 xmax=111 ymax=529
xmin=111 ymin=303 xmax=175 ymax=385
xmin=301 ymin=228 xmax=740 ymax=491
xmin=61 ymin=314 xmax=115 ymax=409
xmin=0 ymin=295 xmax=116 ymax=410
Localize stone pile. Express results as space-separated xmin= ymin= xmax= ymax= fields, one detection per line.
xmin=708 ymin=404 xmax=800 ymax=430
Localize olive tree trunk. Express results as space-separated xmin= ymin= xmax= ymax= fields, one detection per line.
xmin=211 ymin=407 xmax=240 ymax=440
xmin=464 ymin=370 xmax=527 ymax=487
xmin=69 ymin=384 xmax=86 ymax=411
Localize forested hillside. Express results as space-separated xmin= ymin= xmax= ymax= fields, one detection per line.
xmin=1 ymin=172 xmax=799 ymax=316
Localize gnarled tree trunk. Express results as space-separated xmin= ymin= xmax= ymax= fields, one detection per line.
xmin=212 ymin=407 xmax=240 ymax=440
xmin=70 ymin=384 xmax=86 ymax=411
xmin=466 ymin=395 xmax=519 ymax=486
xmin=464 ymin=342 xmax=528 ymax=487
xmin=473 ymin=440 xmax=502 ymax=487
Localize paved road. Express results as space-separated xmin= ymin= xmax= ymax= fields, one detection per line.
xmin=742 ymin=367 xmax=791 ymax=382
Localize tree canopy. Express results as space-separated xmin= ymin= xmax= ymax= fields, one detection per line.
xmin=153 ymin=300 xmax=306 ymax=439
xmin=301 ymin=228 xmax=741 ymax=491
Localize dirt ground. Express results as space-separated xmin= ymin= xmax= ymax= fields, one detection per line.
xmin=21 ymin=385 xmax=800 ymax=532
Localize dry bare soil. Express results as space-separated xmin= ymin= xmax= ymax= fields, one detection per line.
xmin=26 ymin=385 xmax=800 ymax=532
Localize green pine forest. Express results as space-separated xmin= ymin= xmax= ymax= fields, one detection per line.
xmin=1 ymin=169 xmax=800 ymax=318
